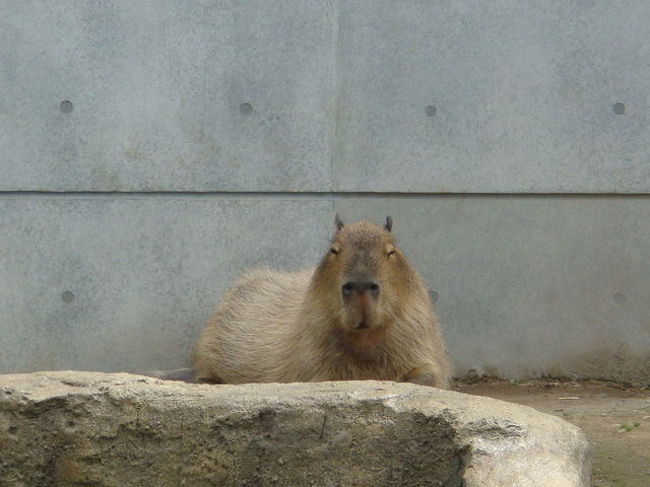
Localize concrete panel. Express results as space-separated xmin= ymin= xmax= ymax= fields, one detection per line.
xmin=0 ymin=1 xmax=336 ymax=191
xmin=335 ymin=197 xmax=650 ymax=383
xmin=0 ymin=197 xmax=332 ymax=373
xmin=335 ymin=1 xmax=650 ymax=193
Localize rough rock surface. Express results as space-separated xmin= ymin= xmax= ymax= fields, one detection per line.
xmin=0 ymin=372 xmax=591 ymax=486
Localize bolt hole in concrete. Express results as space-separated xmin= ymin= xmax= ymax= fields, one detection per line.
xmin=429 ymin=289 xmax=439 ymax=303
xmin=60 ymin=100 xmax=73 ymax=113
xmin=240 ymin=102 xmax=253 ymax=115
xmin=425 ymin=104 xmax=437 ymax=117
xmin=61 ymin=291 xmax=75 ymax=303
xmin=612 ymin=102 xmax=625 ymax=115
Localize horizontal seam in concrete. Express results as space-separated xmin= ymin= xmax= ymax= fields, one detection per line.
xmin=0 ymin=191 xmax=649 ymax=200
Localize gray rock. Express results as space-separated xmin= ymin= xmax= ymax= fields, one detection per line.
xmin=0 ymin=371 xmax=591 ymax=486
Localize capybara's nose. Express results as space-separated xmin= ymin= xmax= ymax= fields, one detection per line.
xmin=342 ymin=281 xmax=380 ymax=298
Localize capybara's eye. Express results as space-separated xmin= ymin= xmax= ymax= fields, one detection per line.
xmin=329 ymin=247 xmax=339 ymax=255
xmin=386 ymin=245 xmax=396 ymax=257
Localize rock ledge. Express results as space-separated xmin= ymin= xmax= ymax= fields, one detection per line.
xmin=0 ymin=371 xmax=590 ymax=486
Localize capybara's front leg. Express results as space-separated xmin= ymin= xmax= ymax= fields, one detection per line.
xmin=403 ymin=364 xmax=446 ymax=388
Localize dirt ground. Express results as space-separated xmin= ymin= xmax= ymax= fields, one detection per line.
xmin=456 ymin=378 xmax=650 ymax=487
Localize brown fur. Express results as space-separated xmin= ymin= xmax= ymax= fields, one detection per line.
xmin=193 ymin=217 xmax=451 ymax=388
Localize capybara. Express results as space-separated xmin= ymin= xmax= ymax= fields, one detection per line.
xmin=193 ymin=215 xmax=450 ymax=388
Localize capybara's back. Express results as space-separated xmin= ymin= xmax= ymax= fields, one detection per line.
xmin=193 ymin=216 xmax=450 ymax=388
xmin=193 ymin=268 xmax=313 ymax=383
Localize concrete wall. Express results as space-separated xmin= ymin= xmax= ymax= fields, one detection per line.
xmin=1 ymin=1 xmax=648 ymax=383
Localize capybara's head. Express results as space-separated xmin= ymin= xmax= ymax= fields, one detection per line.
xmin=311 ymin=215 xmax=416 ymax=332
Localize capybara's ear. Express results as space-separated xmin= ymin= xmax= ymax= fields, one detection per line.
xmin=335 ymin=214 xmax=345 ymax=231
xmin=385 ymin=215 xmax=393 ymax=232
